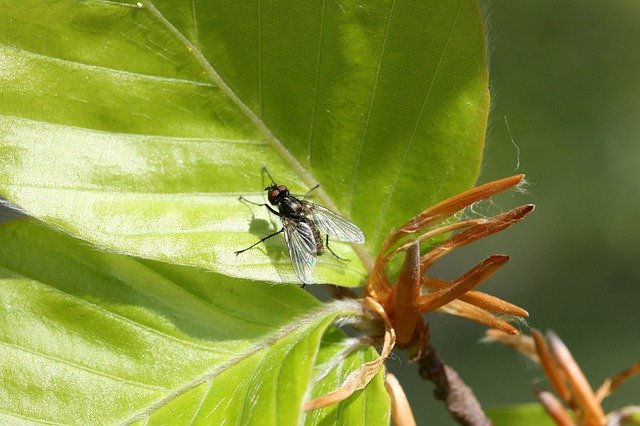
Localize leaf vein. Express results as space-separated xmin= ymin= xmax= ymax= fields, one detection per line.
xmin=0 ymin=44 xmax=213 ymax=88
xmin=0 ymin=339 xmax=167 ymax=392
xmin=345 ymin=0 xmax=397 ymax=214
xmin=92 ymin=0 xmax=140 ymax=8
xmin=188 ymin=378 xmax=213 ymax=423
xmin=372 ymin=0 xmax=464 ymax=243
xmin=0 ymin=262 xmax=220 ymax=353
xmin=191 ymin=0 xmax=200 ymax=47
xmin=257 ymin=0 xmax=263 ymax=117
xmin=305 ymin=0 xmax=327 ymax=167
xmin=0 ymin=408 xmax=65 ymax=426
xmin=134 ymin=263 xmax=280 ymax=330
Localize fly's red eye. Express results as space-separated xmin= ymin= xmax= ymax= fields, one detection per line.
xmin=267 ymin=185 xmax=288 ymax=204
xmin=267 ymin=188 xmax=280 ymax=204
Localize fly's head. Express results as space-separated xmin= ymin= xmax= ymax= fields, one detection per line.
xmin=266 ymin=185 xmax=288 ymax=205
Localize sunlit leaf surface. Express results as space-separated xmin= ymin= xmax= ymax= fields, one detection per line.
xmin=0 ymin=217 xmax=388 ymax=424
xmin=0 ymin=0 xmax=488 ymax=286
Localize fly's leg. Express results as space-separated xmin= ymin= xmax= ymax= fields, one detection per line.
xmin=238 ymin=196 xmax=280 ymax=216
xmin=238 ymin=195 xmax=264 ymax=207
xmin=235 ymin=228 xmax=285 ymax=255
xmin=236 ymin=196 xmax=283 ymax=254
xmin=325 ymin=235 xmax=350 ymax=261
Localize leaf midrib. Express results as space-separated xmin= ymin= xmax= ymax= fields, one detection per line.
xmin=118 ymin=300 xmax=363 ymax=424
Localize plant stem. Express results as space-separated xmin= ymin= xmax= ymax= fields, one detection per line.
xmin=418 ymin=346 xmax=491 ymax=426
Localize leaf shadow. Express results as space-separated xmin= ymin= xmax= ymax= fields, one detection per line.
xmin=0 ymin=216 xmax=321 ymax=347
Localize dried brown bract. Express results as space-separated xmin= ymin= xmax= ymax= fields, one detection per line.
xmin=368 ymin=174 xmax=532 ymax=353
xmin=487 ymin=329 xmax=640 ymax=426
xmin=306 ymin=175 xmax=533 ymax=424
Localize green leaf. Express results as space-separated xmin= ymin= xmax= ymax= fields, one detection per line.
xmin=0 ymin=0 xmax=488 ymax=286
xmin=304 ymin=328 xmax=390 ymax=424
xmin=487 ymin=403 xmax=557 ymax=426
xmin=0 ymin=216 xmax=389 ymax=424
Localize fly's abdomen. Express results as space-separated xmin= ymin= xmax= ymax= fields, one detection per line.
xmin=312 ymin=225 xmax=323 ymax=255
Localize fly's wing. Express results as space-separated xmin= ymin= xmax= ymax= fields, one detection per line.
xmin=305 ymin=203 xmax=365 ymax=244
xmin=282 ymin=217 xmax=317 ymax=285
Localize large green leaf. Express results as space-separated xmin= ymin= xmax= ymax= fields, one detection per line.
xmin=0 ymin=0 xmax=488 ymax=286
xmin=0 ymin=216 xmax=388 ymax=424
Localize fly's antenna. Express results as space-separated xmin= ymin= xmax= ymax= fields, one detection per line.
xmin=262 ymin=165 xmax=277 ymax=188
xmin=303 ymin=184 xmax=320 ymax=200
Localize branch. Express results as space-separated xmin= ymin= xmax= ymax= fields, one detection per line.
xmin=418 ymin=346 xmax=491 ymax=426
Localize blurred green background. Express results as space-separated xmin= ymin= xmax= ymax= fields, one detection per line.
xmin=386 ymin=2 xmax=640 ymax=424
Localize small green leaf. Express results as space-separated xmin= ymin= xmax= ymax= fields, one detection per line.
xmin=487 ymin=403 xmax=557 ymax=426
xmin=304 ymin=329 xmax=390 ymax=425
xmin=0 ymin=0 xmax=488 ymax=286
xmin=0 ymin=216 xmax=385 ymax=424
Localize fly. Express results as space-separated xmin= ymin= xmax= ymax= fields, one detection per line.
xmin=235 ymin=167 xmax=365 ymax=285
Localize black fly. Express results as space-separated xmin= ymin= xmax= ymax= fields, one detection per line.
xmin=235 ymin=167 xmax=365 ymax=285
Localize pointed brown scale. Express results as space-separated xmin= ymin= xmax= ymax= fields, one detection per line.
xmin=536 ymin=388 xmax=576 ymax=426
xmin=366 ymin=259 xmax=393 ymax=304
xmin=419 ymin=255 xmax=510 ymax=313
xmin=460 ymin=290 xmax=529 ymax=318
xmin=484 ymin=330 xmax=539 ymax=362
xmin=532 ymin=330 xmax=574 ymax=407
xmin=392 ymin=241 xmax=422 ymax=346
xmin=394 ymin=175 xmax=525 ymax=238
xmin=450 ymin=254 xmax=510 ymax=289
xmin=595 ymin=362 xmax=640 ymax=403
xmin=390 ymin=218 xmax=483 ymax=259
xmin=420 ymin=204 xmax=535 ymax=270
xmin=425 ymin=277 xmax=529 ymax=317
xmin=546 ymin=331 xmax=606 ymax=425
xmin=438 ymin=300 xmax=519 ymax=335
xmin=382 ymin=175 xmax=526 ymax=253
xmin=385 ymin=372 xmax=417 ymax=426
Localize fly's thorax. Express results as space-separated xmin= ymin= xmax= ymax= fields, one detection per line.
xmin=278 ymin=195 xmax=306 ymax=219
